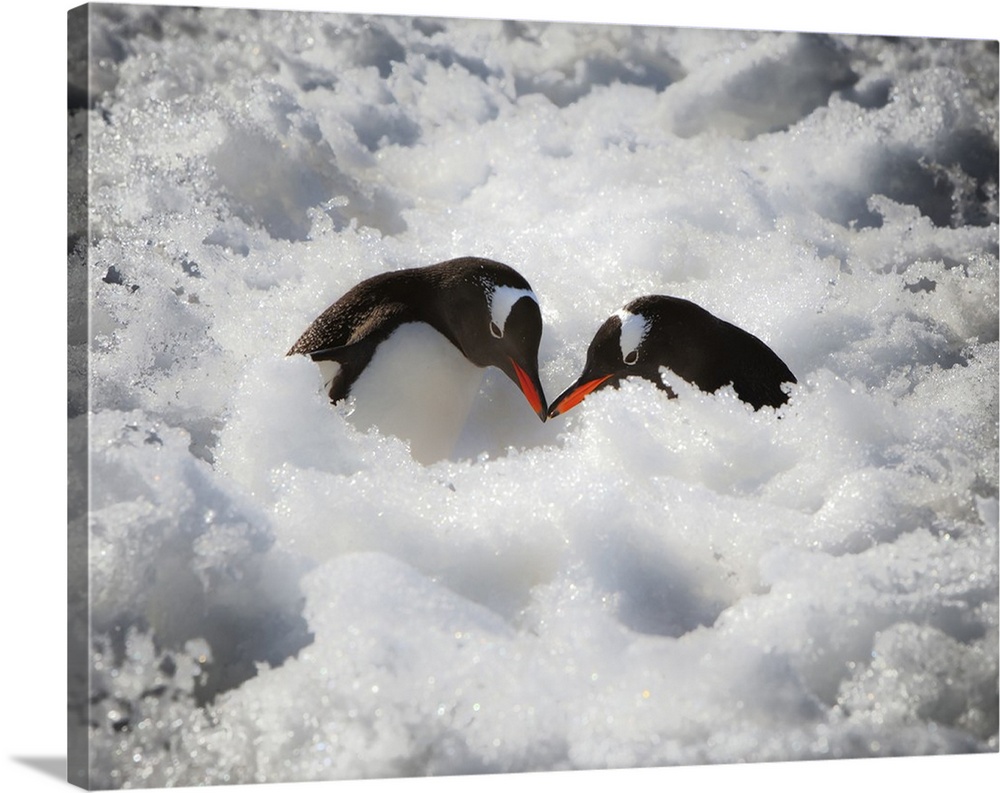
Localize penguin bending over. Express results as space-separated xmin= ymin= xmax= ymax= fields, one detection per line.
xmin=287 ymin=257 xmax=548 ymax=461
xmin=548 ymin=295 xmax=795 ymax=417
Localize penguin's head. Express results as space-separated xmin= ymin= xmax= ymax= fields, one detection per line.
xmin=460 ymin=282 xmax=548 ymax=421
xmin=548 ymin=307 xmax=656 ymax=418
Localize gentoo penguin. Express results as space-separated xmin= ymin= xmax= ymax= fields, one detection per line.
xmin=548 ymin=295 xmax=796 ymax=417
xmin=287 ymin=257 xmax=548 ymax=462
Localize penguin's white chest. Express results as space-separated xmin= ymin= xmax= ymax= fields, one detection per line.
xmin=321 ymin=322 xmax=484 ymax=464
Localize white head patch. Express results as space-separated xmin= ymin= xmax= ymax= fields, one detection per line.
xmin=615 ymin=309 xmax=650 ymax=364
xmin=488 ymin=285 xmax=537 ymax=337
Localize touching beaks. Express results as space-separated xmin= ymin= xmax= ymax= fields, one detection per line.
xmin=509 ymin=358 xmax=548 ymax=422
xmin=547 ymin=374 xmax=613 ymax=418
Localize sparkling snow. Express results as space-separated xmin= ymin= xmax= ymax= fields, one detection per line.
xmin=68 ymin=3 xmax=998 ymax=788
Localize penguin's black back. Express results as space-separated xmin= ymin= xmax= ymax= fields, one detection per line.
xmin=287 ymin=269 xmax=420 ymax=357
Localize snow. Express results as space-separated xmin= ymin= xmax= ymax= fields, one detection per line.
xmin=66 ymin=2 xmax=998 ymax=789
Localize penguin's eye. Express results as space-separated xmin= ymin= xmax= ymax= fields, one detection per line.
xmin=624 ymin=350 xmax=639 ymax=365
xmin=490 ymin=321 xmax=504 ymax=339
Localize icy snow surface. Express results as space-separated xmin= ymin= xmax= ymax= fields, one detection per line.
xmin=70 ymin=4 xmax=999 ymax=787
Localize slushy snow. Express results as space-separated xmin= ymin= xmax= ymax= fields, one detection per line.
xmin=68 ymin=4 xmax=999 ymax=787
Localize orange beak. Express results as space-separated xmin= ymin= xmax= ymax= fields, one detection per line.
xmin=548 ymin=374 xmax=613 ymax=418
xmin=510 ymin=358 xmax=548 ymax=421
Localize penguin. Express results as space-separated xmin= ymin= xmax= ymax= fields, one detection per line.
xmin=287 ymin=257 xmax=548 ymax=462
xmin=548 ymin=295 xmax=796 ymax=417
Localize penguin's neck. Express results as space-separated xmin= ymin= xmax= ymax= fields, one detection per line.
xmin=341 ymin=322 xmax=485 ymax=464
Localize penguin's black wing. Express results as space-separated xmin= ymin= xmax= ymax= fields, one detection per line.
xmin=287 ymin=294 xmax=416 ymax=402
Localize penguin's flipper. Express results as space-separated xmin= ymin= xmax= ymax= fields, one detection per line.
xmin=288 ymin=298 xmax=415 ymax=403
xmin=307 ymin=339 xmax=380 ymax=404
xmin=307 ymin=341 xmax=366 ymax=364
